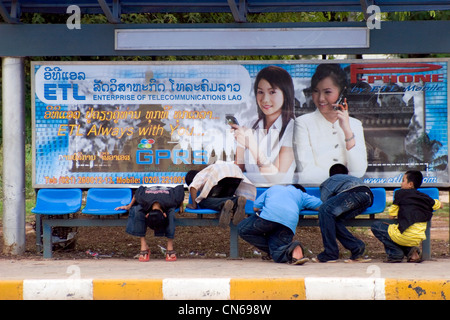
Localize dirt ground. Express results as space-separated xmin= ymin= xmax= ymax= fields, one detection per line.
xmin=1 ymin=210 xmax=448 ymax=261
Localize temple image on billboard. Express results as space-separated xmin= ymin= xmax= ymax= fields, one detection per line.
xmin=295 ymin=68 xmax=447 ymax=175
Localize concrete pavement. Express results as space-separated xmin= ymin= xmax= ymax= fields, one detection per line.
xmin=1 ymin=257 xmax=450 ymax=300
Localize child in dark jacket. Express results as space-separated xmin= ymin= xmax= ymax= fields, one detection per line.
xmin=371 ymin=170 xmax=441 ymax=263
xmin=116 ymin=185 xmax=184 ymax=262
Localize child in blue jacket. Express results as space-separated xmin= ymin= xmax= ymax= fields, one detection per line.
xmin=237 ymin=184 xmax=322 ymax=265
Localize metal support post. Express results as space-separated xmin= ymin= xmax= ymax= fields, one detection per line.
xmin=2 ymin=57 xmax=26 ymax=255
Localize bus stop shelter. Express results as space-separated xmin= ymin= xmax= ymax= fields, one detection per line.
xmin=1 ymin=0 xmax=450 ymax=254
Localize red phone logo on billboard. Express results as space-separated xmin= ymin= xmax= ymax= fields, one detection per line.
xmin=350 ymin=63 xmax=444 ymax=84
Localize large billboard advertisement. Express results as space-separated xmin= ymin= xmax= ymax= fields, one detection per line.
xmin=31 ymin=59 xmax=449 ymax=188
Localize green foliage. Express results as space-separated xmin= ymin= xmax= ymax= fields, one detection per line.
xmin=387 ymin=10 xmax=450 ymax=21
xmin=0 ymin=9 xmax=449 ymax=206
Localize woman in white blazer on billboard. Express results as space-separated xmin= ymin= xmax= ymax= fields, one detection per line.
xmin=293 ymin=63 xmax=368 ymax=184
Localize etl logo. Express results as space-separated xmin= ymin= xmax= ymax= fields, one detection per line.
xmin=44 ymin=83 xmax=86 ymax=101
xmin=138 ymin=139 xmax=155 ymax=149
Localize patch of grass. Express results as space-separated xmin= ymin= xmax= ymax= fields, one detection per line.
xmin=434 ymin=201 xmax=449 ymax=218
xmin=0 ymin=144 xmax=36 ymax=222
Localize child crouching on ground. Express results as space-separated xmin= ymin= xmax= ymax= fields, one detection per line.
xmin=237 ymin=184 xmax=322 ymax=265
xmin=371 ymin=170 xmax=441 ymax=263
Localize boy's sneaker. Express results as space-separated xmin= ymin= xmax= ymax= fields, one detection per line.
xmin=219 ymin=200 xmax=233 ymax=228
xmin=344 ymin=256 xmax=372 ymax=263
xmin=345 ymin=244 xmax=372 ymax=263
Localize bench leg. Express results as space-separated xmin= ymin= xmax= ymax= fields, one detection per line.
xmin=35 ymin=214 xmax=43 ymax=252
xmin=422 ymin=220 xmax=431 ymax=260
xmin=42 ymin=220 xmax=53 ymax=259
xmin=229 ymin=224 xmax=239 ymax=259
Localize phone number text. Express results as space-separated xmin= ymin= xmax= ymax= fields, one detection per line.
xmin=45 ymin=175 xmax=185 ymax=185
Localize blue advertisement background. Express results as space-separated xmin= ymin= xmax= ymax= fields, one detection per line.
xmin=32 ymin=60 xmax=449 ymax=187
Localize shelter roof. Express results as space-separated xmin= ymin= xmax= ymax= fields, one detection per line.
xmin=1 ymin=0 xmax=449 ymax=23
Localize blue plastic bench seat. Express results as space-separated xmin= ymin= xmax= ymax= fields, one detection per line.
xmin=394 ymin=187 xmax=439 ymax=201
xmin=243 ymin=186 xmax=387 ymax=217
xmin=82 ymin=188 xmax=132 ymax=215
xmin=184 ymin=194 xmax=219 ymax=214
xmin=185 ymin=207 xmax=219 ymax=214
xmin=298 ymin=187 xmax=386 ymax=216
xmin=305 ymin=187 xmax=321 ymax=198
xmin=299 ymin=187 xmax=321 ymax=215
xmin=244 ymin=187 xmax=267 ymax=214
xmin=300 ymin=187 xmax=386 ymax=216
xmin=361 ymin=187 xmax=386 ymax=215
xmin=418 ymin=187 xmax=439 ymax=200
xmin=31 ymin=188 xmax=83 ymax=215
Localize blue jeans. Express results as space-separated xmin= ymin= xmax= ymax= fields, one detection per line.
xmin=126 ymin=205 xmax=175 ymax=239
xmin=318 ymin=190 xmax=372 ymax=261
xmin=237 ymin=215 xmax=301 ymax=263
xmin=199 ymin=196 xmax=239 ymax=211
xmin=371 ymin=221 xmax=413 ymax=261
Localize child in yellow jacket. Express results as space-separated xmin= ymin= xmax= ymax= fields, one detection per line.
xmin=371 ymin=170 xmax=441 ymax=263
